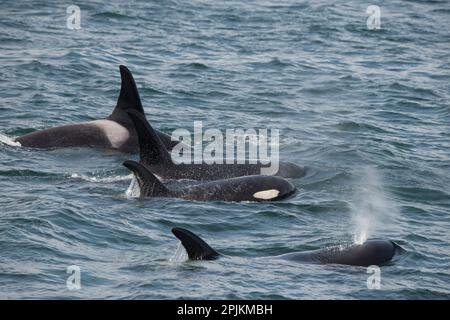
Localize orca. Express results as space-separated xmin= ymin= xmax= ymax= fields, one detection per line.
xmin=14 ymin=65 xmax=177 ymax=153
xmin=123 ymin=160 xmax=296 ymax=202
xmin=126 ymin=109 xmax=306 ymax=181
xmin=171 ymin=227 xmax=401 ymax=267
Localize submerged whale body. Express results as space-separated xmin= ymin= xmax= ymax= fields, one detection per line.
xmin=126 ymin=109 xmax=306 ymax=180
xmin=276 ymin=240 xmax=399 ymax=267
xmin=15 ymin=65 xmax=176 ymax=153
xmin=123 ymin=160 xmax=296 ymax=202
xmin=171 ymin=227 xmax=401 ymax=267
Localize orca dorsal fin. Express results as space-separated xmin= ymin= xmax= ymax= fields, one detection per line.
xmin=126 ymin=109 xmax=172 ymax=166
xmin=123 ymin=160 xmax=170 ymax=197
xmin=171 ymin=228 xmax=220 ymax=260
xmin=109 ymin=65 xmax=145 ymax=123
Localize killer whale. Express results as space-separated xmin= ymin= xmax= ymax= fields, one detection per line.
xmin=172 ymin=227 xmax=401 ymax=267
xmin=123 ymin=160 xmax=296 ymax=202
xmin=126 ymin=109 xmax=306 ymax=180
xmin=14 ymin=65 xmax=177 ymax=153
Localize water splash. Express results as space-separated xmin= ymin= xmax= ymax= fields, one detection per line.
xmin=351 ymin=166 xmax=395 ymax=245
xmin=169 ymin=242 xmax=188 ymax=262
xmin=71 ymin=173 xmax=133 ymax=183
xmin=0 ymin=133 xmax=21 ymax=147
xmin=125 ymin=175 xmax=141 ymax=198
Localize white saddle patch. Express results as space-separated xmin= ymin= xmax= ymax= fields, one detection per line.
xmin=253 ymin=189 xmax=280 ymax=200
xmin=91 ymin=120 xmax=130 ymax=148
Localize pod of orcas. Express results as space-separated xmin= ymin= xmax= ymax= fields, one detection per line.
xmin=14 ymin=65 xmax=305 ymax=180
xmin=122 ymin=108 xmax=298 ymax=202
xmin=9 ymin=64 xmax=401 ymax=268
xmin=15 ymin=64 xmax=301 ymax=201
xmin=172 ymin=228 xmax=401 ymax=267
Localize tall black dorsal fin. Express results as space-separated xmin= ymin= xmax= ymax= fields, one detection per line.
xmin=126 ymin=109 xmax=172 ymax=166
xmin=171 ymin=228 xmax=220 ymax=260
xmin=123 ymin=160 xmax=170 ymax=197
xmin=109 ymin=65 xmax=145 ymax=122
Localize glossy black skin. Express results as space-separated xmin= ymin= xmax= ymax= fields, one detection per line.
xmin=143 ymin=160 xmax=304 ymax=181
xmin=174 ymin=175 xmax=296 ymax=202
xmin=123 ymin=160 xmax=296 ymax=202
xmin=277 ymin=240 xmax=399 ymax=267
xmin=127 ymin=109 xmax=306 ymax=181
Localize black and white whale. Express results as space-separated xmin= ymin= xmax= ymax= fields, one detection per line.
xmin=123 ymin=160 xmax=296 ymax=202
xmin=126 ymin=109 xmax=306 ymax=180
xmin=14 ymin=65 xmax=177 ymax=153
xmin=172 ymin=227 xmax=401 ymax=267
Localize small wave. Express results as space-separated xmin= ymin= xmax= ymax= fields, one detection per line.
xmin=0 ymin=133 xmax=21 ymax=147
xmin=176 ymin=62 xmax=209 ymax=71
xmin=70 ymin=173 xmax=133 ymax=183
xmin=335 ymin=121 xmax=387 ymax=133
xmin=387 ymin=82 xmax=439 ymax=98
xmin=247 ymin=58 xmax=291 ymax=70
xmin=430 ymin=8 xmax=450 ymax=14
xmin=186 ymin=62 xmax=209 ymax=70
xmin=141 ymin=87 xmax=167 ymax=96
xmin=92 ymin=12 xmax=133 ymax=20
xmin=0 ymin=169 xmax=57 ymax=177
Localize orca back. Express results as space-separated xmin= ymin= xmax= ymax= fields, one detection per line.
xmin=279 ymin=240 xmax=399 ymax=267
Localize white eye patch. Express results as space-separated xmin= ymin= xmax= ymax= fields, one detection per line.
xmin=253 ymin=189 xmax=280 ymax=200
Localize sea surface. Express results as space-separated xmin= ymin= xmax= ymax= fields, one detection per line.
xmin=0 ymin=0 xmax=449 ymax=299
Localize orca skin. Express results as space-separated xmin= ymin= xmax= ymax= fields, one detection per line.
xmin=123 ymin=160 xmax=296 ymax=202
xmin=126 ymin=109 xmax=306 ymax=180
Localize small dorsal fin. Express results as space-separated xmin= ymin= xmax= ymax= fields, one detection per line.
xmin=123 ymin=160 xmax=169 ymax=197
xmin=171 ymin=228 xmax=220 ymax=260
xmin=126 ymin=109 xmax=172 ymax=166
xmin=109 ymin=65 xmax=145 ymax=122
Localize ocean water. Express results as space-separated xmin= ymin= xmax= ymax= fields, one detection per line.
xmin=0 ymin=0 xmax=449 ymax=299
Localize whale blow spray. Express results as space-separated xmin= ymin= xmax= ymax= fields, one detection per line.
xmin=351 ymin=166 xmax=395 ymax=245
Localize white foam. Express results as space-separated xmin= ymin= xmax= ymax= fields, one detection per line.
xmin=169 ymin=242 xmax=188 ymax=262
xmin=71 ymin=173 xmax=133 ymax=183
xmin=0 ymin=133 xmax=21 ymax=147
xmin=125 ymin=175 xmax=141 ymax=198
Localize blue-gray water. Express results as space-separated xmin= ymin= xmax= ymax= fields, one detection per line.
xmin=0 ymin=0 xmax=449 ymax=299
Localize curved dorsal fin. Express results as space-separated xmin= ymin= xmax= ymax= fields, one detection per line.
xmin=171 ymin=228 xmax=220 ymax=260
xmin=109 ymin=65 xmax=182 ymax=150
xmin=109 ymin=65 xmax=145 ymax=122
xmin=126 ymin=109 xmax=172 ymax=166
xmin=123 ymin=160 xmax=169 ymax=197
